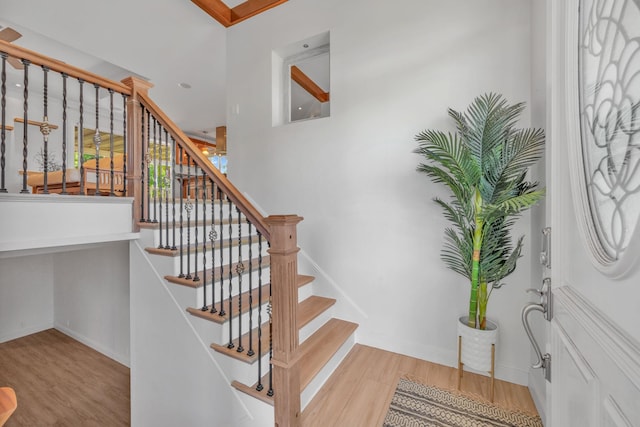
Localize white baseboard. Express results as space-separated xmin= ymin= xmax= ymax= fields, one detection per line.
xmin=0 ymin=322 xmax=54 ymax=344
xmin=359 ymin=329 xmax=530 ymax=385
xmin=54 ymin=323 xmax=130 ymax=368
xmin=528 ymin=370 xmax=547 ymax=424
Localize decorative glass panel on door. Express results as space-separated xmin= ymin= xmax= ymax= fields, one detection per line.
xmin=578 ymin=0 xmax=640 ymax=261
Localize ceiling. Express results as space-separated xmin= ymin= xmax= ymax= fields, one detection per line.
xmin=0 ymin=0 xmax=230 ymax=142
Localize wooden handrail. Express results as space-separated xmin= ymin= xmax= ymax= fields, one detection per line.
xmin=137 ymin=91 xmax=270 ymax=240
xmin=0 ymin=40 xmax=132 ymax=96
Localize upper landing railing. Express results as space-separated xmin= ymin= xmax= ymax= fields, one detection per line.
xmin=0 ymin=39 xmax=305 ymax=426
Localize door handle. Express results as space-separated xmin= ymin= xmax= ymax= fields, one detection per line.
xmin=521 ymin=278 xmax=552 ymax=381
xmin=522 ymin=303 xmax=546 ymax=369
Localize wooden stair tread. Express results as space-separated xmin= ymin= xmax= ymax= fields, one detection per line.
xmin=298 ymin=296 xmax=335 ymax=329
xmin=231 ymin=318 xmax=358 ymax=404
xmin=297 ymin=274 xmax=314 ymax=288
xmin=186 ymin=275 xmax=314 ymax=322
xmin=298 ymin=318 xmax=358 ymax=391
xmin=145 ymin=235 xmax=253 ymax=257
xmin=211 ymin=322 xmax=269 ymax=363
xmin=231 ymin=378 xmax=274 ymax=406
xmin=187 ymin=284 xmax=269 ymax=324
xmin=209 ymin=295 xmax=333 ymax=363
xmin=166 ymin=256 xmax=271 ymax=289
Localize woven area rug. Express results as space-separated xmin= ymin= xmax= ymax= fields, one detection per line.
xmin=383 ymin=378 xmax=543 ymax=427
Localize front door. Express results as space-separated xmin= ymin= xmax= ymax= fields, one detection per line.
xmin=545 ymin=0 xmax=640 ymax=426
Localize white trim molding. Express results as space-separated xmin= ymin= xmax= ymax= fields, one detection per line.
xmin=551 ymin=285 xmax=640 ymax=426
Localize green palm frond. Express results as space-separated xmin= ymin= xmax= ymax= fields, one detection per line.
xmin=442 ymin=227 xmax=473 ymax=278
xmin=434 ymin=198 xmax=471 ymax=231
xmin=414 ymin=93 xmax=545 ymax=329
xmin=490 ymin=189 xmax=546 ymax=217
xmin=414 ymin=130 xmax=480 ymax=189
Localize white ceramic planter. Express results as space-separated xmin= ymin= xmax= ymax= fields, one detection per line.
xmin=457 ymin=315 xmax=498 ymax=372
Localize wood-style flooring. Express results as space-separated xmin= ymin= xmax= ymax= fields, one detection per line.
xmin=0 ymin=329 xmax=130 ymax=426
xmin=0 ymin=331 xmax=537 ymax=426
xmin=301 ymin=344 xmax=538 ymax=426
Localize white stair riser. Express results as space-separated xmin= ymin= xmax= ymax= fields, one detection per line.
xmin=298 ymin=282 xmax=313 ymax=302
xmin=218 ymin=306 xmax=270 ymax=344
xmin=299 ymin=306 xmax=333 ymax=344
xmin=214 ymin=350 xmax=272 ymax=388
xmin=171 ymin=243 xmax=269 ymax=275
xmin=150 ymin=224 xmax=258 ymax=249
xmin=195 ymin=277 xmax=271 ymax=308
xmin=144 ymin=201 xmax=240 ymax=222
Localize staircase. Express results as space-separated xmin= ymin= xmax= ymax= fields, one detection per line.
xmin=0 ymin=38 xmax=358 ymax=426
xmin=136 ymin=197 xmax=358 ymax=423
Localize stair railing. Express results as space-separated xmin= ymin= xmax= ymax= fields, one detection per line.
xmin=0 ymin=39 xmax=131 ymax=196
xmin=128 ymin=86 xmax=304 ymax=426
xmin=1 ymin=39 xmax=304 ymax=426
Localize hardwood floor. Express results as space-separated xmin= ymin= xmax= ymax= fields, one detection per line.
xmin=0 ymin=329 xmax=130 ymax=426
xmin=301 ymin=344 xmax=538 ymax=426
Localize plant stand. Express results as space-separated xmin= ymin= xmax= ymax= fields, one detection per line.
xmin=457 ymin=336 xmax=495 ymax=402
xmin=456 ymin=316 xmax=498 ymax=402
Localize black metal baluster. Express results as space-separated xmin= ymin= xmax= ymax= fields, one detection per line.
xmin=122 ymin=94 xmax=127 ymax=196
xmin=109 ymin=88 xmax=114 ymax=196
xmin=61 ymin=73 xmax=68 ymax=194
xmin=178 ymin=145 xmax=185 ymax=278
xmin=139 ymin=106 xmax=145 ymax=220
xmin=157 ymin=124 xmax=164 ymax=249
xmin=201 ymin=170 xmax=207 ymax=311
xmin=145 ymin=109 xmax=151 ymax=221
xmin=218 ymin=187 xmax=226 ymax=316
xmin=20 ymin=59 xmax=30 ymax=194
xmin=236 ymin=209 xmax=245 ymax=353
xmin=227 ymin=196 xmax=234 ymax=349
xmin=267 ymin=240 xmax=274 ymax=397
xmin=40 ymin=66 xmax=50 ymax=194
xmin=209 ymin=179 xmax=217 ymax=314
xmin=93 ymin=84 xmax=101 ymax=196
xmin=152 ymin=117 xmax=158 ymax=222
xmin=184 ymin=155 xmax=192 ymax=280
xmin=247 ymin=222 xmax=254 ymax=357
xmin=164 ymin=130 xmax=170 ymax=249
xmin=170 ymin=136 xmax=176 ymax=250
xmin=79 ymin=80 xmax=85 ymax=195
xmin=256 ymin=232 xmax=264 ymax=392
xmin=193 ymin=164 xmax=200 ymax=283
xmin=0 ymin=53 xmax=6 ymax=193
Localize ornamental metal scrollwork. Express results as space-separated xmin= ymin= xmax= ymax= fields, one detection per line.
xmin=578 ymin=0 xmax=640 ymax=261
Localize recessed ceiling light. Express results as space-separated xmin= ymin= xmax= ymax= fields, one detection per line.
xmin=178 ymin=82 xmax=191 ymax=89
xmin=15 ymin=83 xmax=22 ymax=88
xmin=298 ymin=107 xmax=303 ymax=110
xmin=303 ymin=44 xmax=309 ymax=48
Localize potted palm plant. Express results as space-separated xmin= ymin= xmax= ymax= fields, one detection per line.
xmin=414 ymin=93 xmax=545 ymax=378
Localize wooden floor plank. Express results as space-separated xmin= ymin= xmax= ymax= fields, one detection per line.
xmin=0 ymin=329 xmax=130 ymax=427
xmin=301 ymin=344 xmax=538 ymax=426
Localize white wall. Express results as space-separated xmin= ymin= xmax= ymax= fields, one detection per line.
xmin=0 ymin=195 xmax=137 ymax=252
xmin=0 ymin=240 xmax=131 ymax=369
xmin=226 ymin=0 xmax=535 ymax=384
xmin=129 ymin=241 xmax=258 ymax=426
xmin=0 ymin=253 xmax=54 ymax=342
xmin=53 ymin=241 xmax=131 ymax=366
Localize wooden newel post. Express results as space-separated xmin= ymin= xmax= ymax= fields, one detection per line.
xmin=121 ymin=76 xmax=154 ymax=231
xmin=266 ymin=214 xmax=304 ymax=427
